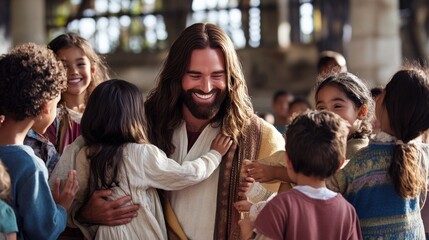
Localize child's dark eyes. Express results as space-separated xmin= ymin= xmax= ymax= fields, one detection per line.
xmin=316 ymin=105 xmax=325 ymax=110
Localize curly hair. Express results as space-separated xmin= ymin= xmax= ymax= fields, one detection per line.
xmin=0 ymin=160 xmax=12 ymax=203
xmin=0 ymin=43 xmax=67 ymax=121
xmin=145 ymin=23 xmax=253 ymax=155
xmin=384 ymin=67 xmax=429 ymax=198
xmin=315 ymin=72 xmax=374 ymax=139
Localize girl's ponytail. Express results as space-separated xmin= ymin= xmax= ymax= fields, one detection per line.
xmin=389 ymin=143 xmax=425 ymax=198
xmin=384 ymin=67 xmax=429 ymax=199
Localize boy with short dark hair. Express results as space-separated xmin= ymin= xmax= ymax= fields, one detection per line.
xmin=239 ymin=111 xmax=362 ymax=240
xmin=0 ymin=43 xmax=79 ymax=240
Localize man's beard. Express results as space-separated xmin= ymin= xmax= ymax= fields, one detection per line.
xmin=181 ymin=89 xmax=226 ymax=120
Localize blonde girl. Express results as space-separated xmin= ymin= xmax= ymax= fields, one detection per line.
xmin=0 ymin=160 xmax=17 ymax=240
xmin=334 ymin=67 xmax=429 ymax=239
xmin=47 ymin=32 xmax=110 ymax=154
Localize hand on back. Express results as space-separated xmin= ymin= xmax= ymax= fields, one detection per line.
xmin=77 ymin=190 xmax=139 ymax=226
xmin=210 ymin=133 xmax=233 ymax=156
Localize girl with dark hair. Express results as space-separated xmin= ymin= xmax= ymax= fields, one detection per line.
xmin=58 ymin=79 xmax=232 ymax=239
xmin=315 ymin=72 xmax=374 ymax=160
xmin=334 ymin=67 xmax=429 ymax=239
xmin=46 ymin=32 xmax=110 ymax=154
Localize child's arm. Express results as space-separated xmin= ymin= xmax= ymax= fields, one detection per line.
xmin=52 ymin=170 xmax=79 ymax=210
xmin=239 ymin=218 xmax=255 ymax=240
xmin=246 ymin=161 xmax=291 ymax=183
xmin=143 ymin=133 xmax=232 ymax=190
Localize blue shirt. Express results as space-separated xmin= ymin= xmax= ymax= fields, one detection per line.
xmin=0 ymin=145 xmax=66 ymax=240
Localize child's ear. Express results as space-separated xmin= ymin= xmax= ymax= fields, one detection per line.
xmin=41 ymin=102 xmax=50 ymax=114
xmin=357 ymin=104 xmax=368 ymax=120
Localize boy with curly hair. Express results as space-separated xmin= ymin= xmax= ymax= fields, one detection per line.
xmin=0 ymin=43 xmax=79 ymax=240
xmin=239 ymin=111 xmax=362 ymax=240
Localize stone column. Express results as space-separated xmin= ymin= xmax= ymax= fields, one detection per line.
xmin=11 ymin=0 xmax=46 ymax=45
xmin=347 ymin=0 xmax=401 ymax=87
xmin=278 ymin=0 xmax=290 ymax=48
xmin=0 ymin=0 xmax=11 ymax=54
xmin=162 ymin=0 xmax=191 ymax=47
xmin=260 ymin=0 xmax=279 ymax=47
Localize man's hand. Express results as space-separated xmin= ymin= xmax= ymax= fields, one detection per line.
xmin=78 ymin=190 xmax=139 ymax=226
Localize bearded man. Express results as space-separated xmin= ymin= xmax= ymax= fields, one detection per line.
xmin=144 ymin=23 xmax=287 ymax=240
xmin=53 ymin=23 xmax=288 ymax=240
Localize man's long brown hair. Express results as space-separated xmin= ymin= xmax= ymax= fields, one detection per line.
xmin=145 ymin=23 xmax=253 ymax=155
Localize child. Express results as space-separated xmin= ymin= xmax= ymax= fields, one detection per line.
xmin=271 ymin=89 xmax=294 ymax=134
xmin=0 ymin=160 xmax=17 ymax=240
xmin=57 ymin=79 xmax=232 ymax=239
xmin=315 ymin=72 xmax=373 ymax=159
xmin=333 ymin=67 xmax=429 ymax=239
xmin=0 ymin=43 xmax=79 ymax=240
xmin=46 ymin=32 xmax=110 ymax=154
xmin=239 ymin=111 xmax=362 ymax=239
xmin=287 ymin=96 xmax=311 ymax=120
xmin=243 ymin=72 xmax=373 ymax=184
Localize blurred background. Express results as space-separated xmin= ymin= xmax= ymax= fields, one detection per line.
xmin=0 ymin=0 xmax=428 ymax=112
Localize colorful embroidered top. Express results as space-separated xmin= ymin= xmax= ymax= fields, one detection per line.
xmin=334 ymin=132 xmax=429 ymax=239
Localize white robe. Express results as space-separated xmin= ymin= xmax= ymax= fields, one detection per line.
xmin=167 ymin=120 xmax=286 ymax=239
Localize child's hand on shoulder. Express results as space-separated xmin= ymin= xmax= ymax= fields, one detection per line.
xmin=211 ymin=134 xmax=233 ymax=156
xmin=53 ymin=170 xmax=79 ymax=211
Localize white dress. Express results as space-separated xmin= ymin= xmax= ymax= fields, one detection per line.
xmin=54 ymin=139 xmax=221 ymax=240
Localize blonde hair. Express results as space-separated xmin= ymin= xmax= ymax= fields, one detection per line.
xmin=0 ymin=160 xmax=11 ymax=203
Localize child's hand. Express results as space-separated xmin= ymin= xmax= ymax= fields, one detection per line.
xmin=234 ymin=199 xmax=253 ymax=212
xmin=210 ymin=134 xmax=233 ymax=156
xmin=246 ymin=161 xmax=277 ymax=182
xmin=238 ymin=218 xmax=254 ymax=240
xmin=53 ymin=170 xmax=79 ymax=211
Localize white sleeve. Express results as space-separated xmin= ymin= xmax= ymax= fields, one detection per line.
xmin=139 ymin=144 xmax=222 ymax=190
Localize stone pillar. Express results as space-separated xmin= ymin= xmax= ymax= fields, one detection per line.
xmin=0 ymin=0 xmax=11 ymax=54
xmin=162 ymin=0 xmax=191 ymax=47
xmin=278 ymin=0 xmax=290 ymax=48
xmin=347 ymin=0 xmax=401 ymax=87
xmin=11 ymin=0 xmax=46 ymax=45
xmin=260 ymin=0 xmax=279 ymax=47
